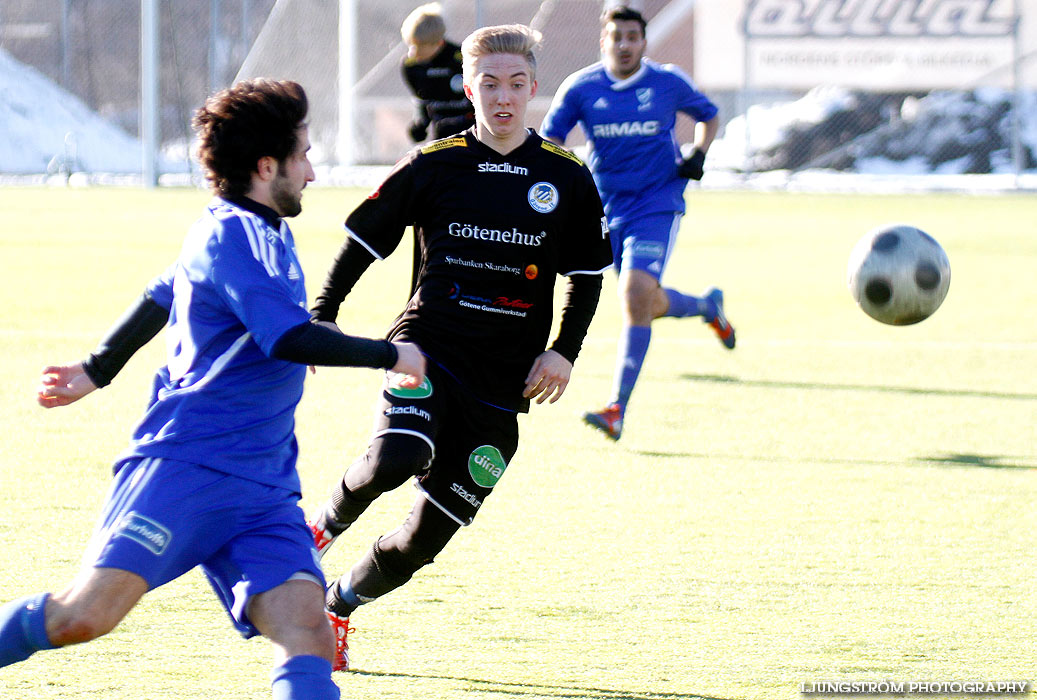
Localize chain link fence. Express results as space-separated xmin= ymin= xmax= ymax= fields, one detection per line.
xmin=700 ymin=1 xmax=1037 ymax=184
xmin=2 ymin=0 xmax=1035 ymax=186
xmin=0 ymin=0 xmax=273 ymax=176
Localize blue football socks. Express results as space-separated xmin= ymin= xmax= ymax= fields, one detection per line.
xmin=271 ymin=655 xmax=340 ymax=700
xmin=610 ymin=325 xmax=652 ymax=410
xmin=3 ymin=596 xmax=341 ymax=699
xmin=662 ymin=288 xmax=709 ymax=318
xmin=0 ymin=592 xmax=55 ymax=667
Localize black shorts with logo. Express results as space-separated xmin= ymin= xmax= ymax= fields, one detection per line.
xmin=371 ymin=362 xmax=519 ymax=526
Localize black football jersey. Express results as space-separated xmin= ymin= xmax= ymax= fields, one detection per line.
xmin=345 ymin=128 xmax=612 ymax=412
xmin=401 ymin=41 xmax=475 ymax=139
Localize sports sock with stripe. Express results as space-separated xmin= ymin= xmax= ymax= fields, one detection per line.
xmin=661 ymin=288 xmax=708 ymax=318
xmin=0 ymin=592 xmax=55 ymax=667
xmin=609 ymin=325 xmax=652 ymax=410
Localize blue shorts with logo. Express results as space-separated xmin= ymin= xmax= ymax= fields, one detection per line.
xmin=85 ymin=456 xmax=324 ymax=638
xmin=372 ymin=363 xmax=519 ymax=526
xmin=608 ymin=211 xmax=682 ymax=280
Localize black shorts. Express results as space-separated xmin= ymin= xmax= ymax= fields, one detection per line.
xmin=371 ymin=363 xmax=519 ymax=526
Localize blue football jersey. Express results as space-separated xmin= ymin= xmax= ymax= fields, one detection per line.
xmin=118 ymin=198 xmax=312 ymax=493
xmin=541 ymin=59 xmax=718 ymax=221
xmin=145 ymin=263 xmax=176 ymax=309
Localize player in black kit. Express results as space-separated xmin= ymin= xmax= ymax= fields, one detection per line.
xmin=400 ymin=3 xmax=475 ymax=142
xmin=309 ymin=24 xmax=613 ymax=670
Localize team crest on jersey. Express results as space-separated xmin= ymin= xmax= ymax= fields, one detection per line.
xmin=528 ymin=182 xmax=559 ymax=213
xmin=636 ymin=87 xmax=653 ymax=111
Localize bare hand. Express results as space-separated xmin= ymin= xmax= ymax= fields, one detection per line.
xmin=37 ymin=363 xmax=98 ymax=408
xmin=388 ymin=341 xmax=426 ymax=389
xmin=523 ymin=350 xmax=572 ymax=404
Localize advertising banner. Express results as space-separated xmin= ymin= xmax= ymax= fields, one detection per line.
xmin=694 ymin=0 xmax=1028 ymax=90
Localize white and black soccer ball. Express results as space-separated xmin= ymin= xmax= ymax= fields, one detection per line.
xmin=847 ymin=224 xmax=951 ymax=326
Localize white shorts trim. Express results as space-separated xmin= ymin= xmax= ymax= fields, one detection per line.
xmin=370 ymin=428 xmax=436 ymax=460
xmin=413 ymin=482 xmax=470 ymax=527
xmin=288 ymin=570 xmax=323 ymax=586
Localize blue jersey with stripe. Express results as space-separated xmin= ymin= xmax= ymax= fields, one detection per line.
xmin=118 ymin=198 xmax=311 ymax=493
xmin=540 ymin=59 xmax=718 ymax=221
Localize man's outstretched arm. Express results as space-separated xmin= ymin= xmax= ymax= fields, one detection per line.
xmin=271 ymin=321 xmax=425 ymax=388
xmin=38 ymin=291 xmax=170 ymax=408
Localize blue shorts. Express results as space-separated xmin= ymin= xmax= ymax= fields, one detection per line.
xmin=609 ymin=211 xmax=682 ymax=281
xmin=84 ymin=457 xmax=325 ymax=638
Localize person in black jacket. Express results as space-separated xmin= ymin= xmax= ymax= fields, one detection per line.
xmin=400 ymin=3 xmax=475 ymax=142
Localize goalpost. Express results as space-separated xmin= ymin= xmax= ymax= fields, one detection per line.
xmin=141 ymin=0 xmax=160 ymax=187
xmin=338 ymin=0 xmax=357 ymax=167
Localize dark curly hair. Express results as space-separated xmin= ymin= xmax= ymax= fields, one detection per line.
xmin=601 ymin=6 xmax=647 ymax=35
xmin=192 ymin=79 xmax=308 ymax=197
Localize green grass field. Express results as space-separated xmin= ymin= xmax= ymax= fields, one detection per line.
xmin=0 ymin=186 xmax=1034 ymax=700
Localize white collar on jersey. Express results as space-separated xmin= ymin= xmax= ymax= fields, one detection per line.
xmin=605 ymin=60 xmax=647 ymax=91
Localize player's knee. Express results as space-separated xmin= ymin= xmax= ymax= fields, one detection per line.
xmin=373 ymin=433 xmax=433 ymax=472
xmin=293 ymin=613 xmax=337 ymax=661
xmin=620 ymin=272 xmax=659 ymax=309
xmin=375 ymin=512 xmax=455 ymax=579
xmin=48 ymin=608 xmax=117 ymax=646
xmin=373 ymin=531 xmax=440 ymax=582
xmin=355 ymin=434 xmax=433 ymax=496
xmin=249 ymin=580 xmax=337 ymax=660
xmin=263 ymin=614 xmax=337 ymax=662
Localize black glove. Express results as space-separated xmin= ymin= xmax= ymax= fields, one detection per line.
xmin=678 ymin=148 xmax=706 ymax=180
xmin=408 ymin=121 xmax=428 ymax=142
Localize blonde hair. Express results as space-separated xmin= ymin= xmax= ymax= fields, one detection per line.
xmin=401 ymin=3 xmax=446 ymax=44
xmin=461 ymin=24 xmax=542 ymax=81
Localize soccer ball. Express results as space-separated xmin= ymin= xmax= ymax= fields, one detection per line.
xmin=847 ymin=224 xmax=951 ymax=325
